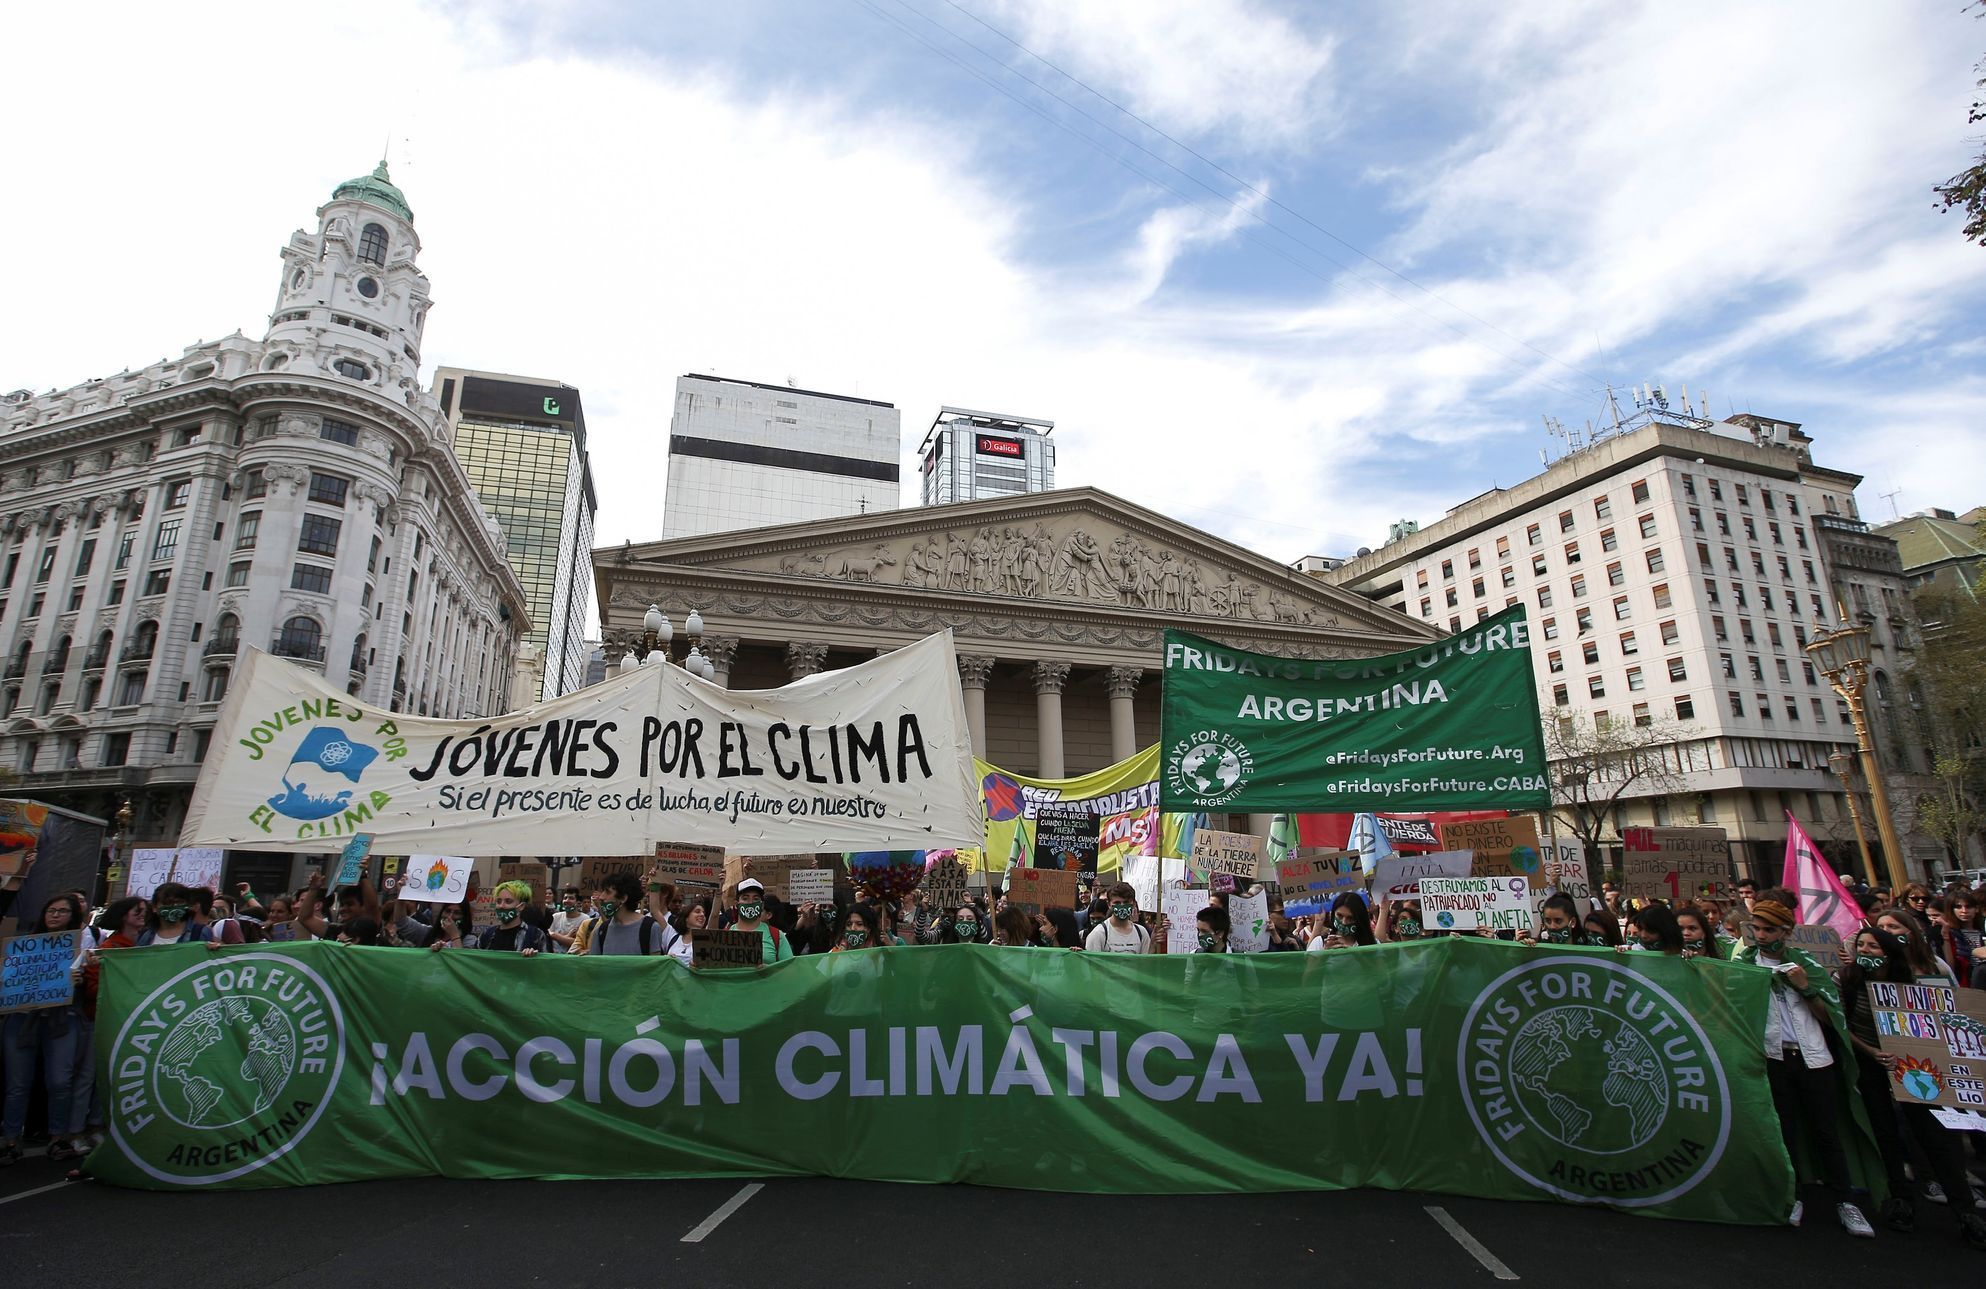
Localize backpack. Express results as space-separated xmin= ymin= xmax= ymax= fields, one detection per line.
xmin=591 ymin=914 xmax=665 ymax=955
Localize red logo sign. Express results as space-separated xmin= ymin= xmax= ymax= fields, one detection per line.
xmin=975 ymin=436 xmax=1023 ymax=458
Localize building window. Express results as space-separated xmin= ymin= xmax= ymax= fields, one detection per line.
xmin=308 ymin=473 xmax=349 ymax=507
xmin=1420 ymin=598 xmax=1432 ymax=617
xmin=141 ymin=570 xmax=170 ymax=596
xmin=1721 ymin=652 xmax=1736 ymax=678
xmin=165 ymin=479 xmax=191 ymax=509
xmin=1631 ymin=479 xmax=1650 ymax=504
xmin=358 ymin=223 xmax=388 ymax=265
xmin=225 ymin=562 xmax=250 ymax=589
xmin=245 ymin=469 xmax=267 ymax=499
xmin=118 ymin=670 xmax=146 ymax=705
xmin=1531 ymin=555 xmax=1547 ymax=576
xmin=1757 ymin=693 xmax=1772 ymax=721
xmin=1717 ymin=512 xmax=1731 ymax=536
xmin=202 ymin=668 xmax=230 ymax=703
xmin=1547 ymin=649 xmax=1564 ymax=674
xmin=1606 ymin=561 xmax=1625 ymax=587
xmin=1619 ymin=631 xmax=1639 ymax=656
xmin=1500 ymin=566 xmax=1515 ymax=588
xmin=320 ymin=418 xmax=360 ymax=446
xmin=102 ymin=732 xmax=131 ymax=766
xmin=235 ymin=512 xmax=261 ymax=550
xmin=1600 ymin=528 xmax=1618 ymax=553
xmin=1689 ymin=508 xmax=1703 ymax=532
xmin=1446 ymin=588 xmax=1459 ymax=608
xmin=1632 ymin=703 xmax=1652 ymax=728
xmin=1582 ymin=640 xmax=1600 ymax=665
xmin=1802 ymin=660 xmax=1817 ymax=686
xmin=1784 ymin=697 xmax=1800 ymax=721
xmin=1564 ymin=541 xmax=1581 ymax=565
xmin=1613 ymin=595 xmax=1631 ymax=621
xmin=1666 ymin=657 xmax=1687 ymax=682
xmin=1626 ymin=667 xmax=1645 ymax=692
xmin=1709 ymin=479 xmax=1723 ymax=501
xmin=1495 ymin=537 xmax=1510 ymax=558
xmin=291 ymin=564 xmax=334 ymax=594
xmin=1645 ymin=548 xmax=1666 ymax=574
xmin=1416 ymin=569 xmax=1429 ymax=588
xmin=35 ymin=547 xmax=55 ymax=583
xmin=1570 ymin=574 xmax=1587 ymax=599
xmin=1467 ymin=548 xmax=1481 ymax=569
xmin=151 ymin=519 xmax=181 ymax=562
xmin=1652 ymin=583 xmax=1672 ymax=609
xmin=298 ymin=515 xmax=342 ymax=556
xmin=333 ymin=359 xmax=370 ymax=381
xmin=1541 ymin=617 xmax=1558 ymax=641
xmin=73 ymin=539 xmax=95 ymax=578
xmin=1676 ymin=695 xmax=1695 ymax=720
xmin=1811 ymin=696 xmax=1827 ymax=723
xmin=1659 ymin=620 xmax=1679 ymax=646
xmin=1441 ymin=559 xmax=1454 ymax=580
xmin=1471 ymin=577 xmax=1485 ymax=598
xmin=1552 ymin=683 xmax=1569 ymax=707
xmin=1527 ymin=524 xmax=1542 ymax=546
xmin=1728 ymin=692 xmax=1744 ymax=717
xmin=1592 ymin=495 xmax=1615 ymax=522
xmin=1576 ymin=608 xmax=1593 ymax=633
xmin=106 ymin=580 xmax=123 ymax=607
xmin=275 ymin=616 xmax=323 ymax=660
xmin=1589 ymin=676 xmax=1606 ymax=698
xmin=1558 ymin=510 xmax=1575 ymax=533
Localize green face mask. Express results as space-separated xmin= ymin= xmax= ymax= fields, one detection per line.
xmin=1197 ymin=931 xmax=1217 ymax=950
xmin=1543 ymin=927 xmax=1575 ymax=944
xmin=494 ymin=906 xmax=521 ymax=924
xmin=955 ymin=919 xmax=977 ymax=938
xmin=843 ymin=929 xmax=870 ymax=948
xmin=1855 ymin=953 xmax=1886 ymax=973
xmin=1111 ymin=903 xmax=1136 ymax=922
xmin=561 ymin=904 xmax=576 ymax=914
xmin=1396 ymin=919 xmax=1422 ymax=939
xmin=738 ymin=901 xmax=765 ymax=922
xmin=1333 ymin=919 xmax=1358 ymax=938
xmin=596 ymin=899 xmax=618 ymax=917
xmin=158 ymin=904 xmax=189 ymax=924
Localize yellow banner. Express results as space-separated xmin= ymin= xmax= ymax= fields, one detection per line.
xmin=964 ymin=746 xmax=1191 ymax=874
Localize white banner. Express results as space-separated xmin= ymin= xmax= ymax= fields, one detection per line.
xmin=1369 ymin=849 xmax=1472 ymax=901
xmin=178 ymin=632 xmax=982 ymax=856
xmin=394 ymin=855 xmax=476 ymax=904
xmin=125 ymin=847 xmax=224 ymax=898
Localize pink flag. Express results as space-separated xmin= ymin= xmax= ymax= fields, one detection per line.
xmin=1781 ymin=813 xmax=1864 ymax=943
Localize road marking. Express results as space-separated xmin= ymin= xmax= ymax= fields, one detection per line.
xmin=0 ymin=1180 xmax=76 ymax=1207
xmin=681 ymin=1182 xmax=763 ymax=1243
xmin=1425 ymin=1206 xmax=1518 ymax=1281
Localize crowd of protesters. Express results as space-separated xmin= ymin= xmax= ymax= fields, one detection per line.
xmin=6 ymin=861 xmax=1986 ymax=1250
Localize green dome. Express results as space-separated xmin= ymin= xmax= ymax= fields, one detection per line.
xmin=331 ymin=161 xmax=413 ymax=222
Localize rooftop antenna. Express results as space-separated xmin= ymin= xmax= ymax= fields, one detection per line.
xmin=1880 ymin=488 xmax=1903 ymax=520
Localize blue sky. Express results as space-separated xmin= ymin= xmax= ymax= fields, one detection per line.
xmin=5 ymin=0 xmax=1983 ymax=565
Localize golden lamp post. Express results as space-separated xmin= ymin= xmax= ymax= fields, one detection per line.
xmin=1805 ymin=620 xmax=1909 ymax=893
xmin=1826 ymin=750 xmax=1877 ymax=883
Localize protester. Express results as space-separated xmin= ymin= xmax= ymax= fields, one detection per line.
xmin=831 ymin=903 xmax=884 ymax=952
xmin=585 ymin=872 xmax=674 ymax=956
xmin=936 ymin=903 xmax=986 ymax=945
xmin=667 ymin=898 xmax=709 ymax=963
xmin=993 ymin=905 xmax=1039 ymax=947
xmin=1900 ymin=883 xmax=1935 ymax=923
xmin=260 ymin=894 xmax=302 ymax=941
xmin=135 ymin=882 xmax=212 ymax=946
xmin=731 ymin=878 xmax=795 ymax=963
xmin=1 ymin=893 xmax=94 ymax=1166
xmin=424 ymin=902 xmax=473 ymax=951
xmin=1082 ymin=883 xmax=1154 ymax=953
xmin=1194 ymin=906 xmax=1229 ymax=953
xmin=1583 ymin=909 xmax=1624 ymax=947
xmin=1380 ymin=900 xmax=1424 ymax=942
xmin=1875 ymin=911 xmax=1959 ymax=985
xmin=1309 ymin=892 xmax=1376 ymax=949
xmin=548 ymin=890 xmax=588 ymax=952
xmin=200 ymin=889 xmax=246 ymax=945
xmin=1838 ymin=926 xmax=1986 ymax=1245
xmin=337 ymin=915 xmax=383 ymax=946
xmin=473 ymin=881 xmax=546 ymax=954
xmin=1674 ymin=906 xmax=1725 ymax=959
xmin=1737 ymin=877 xmax=1760 ymax=911
xmin=1627 ymin=905 xmax=1685 ymax=954
xmin=1519 ymin=894 xmax=1601 ymax=947
xmin=1739 ymin=899 xmax=1875 ymax=1236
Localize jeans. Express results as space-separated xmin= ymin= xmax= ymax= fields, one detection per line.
xmin=2 ymin=1009 xmax=80 ymax=1142
xmin=63 ymin=1017 xmax=96 ymax=1135
xmin=1767 ymin=1051 xmax=1854 ymax=1203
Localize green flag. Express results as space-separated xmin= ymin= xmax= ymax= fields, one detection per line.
xmin=89 ymin=938 xmax=1799 ymax=1223
xmin=1160 ymin=603 xmax=1549 ymax=812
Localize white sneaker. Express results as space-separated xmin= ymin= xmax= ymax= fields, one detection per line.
xmin=1838 ymin=1202 xmax=1875 ymax=1238
xmin=1788 ymin=1199 xmax=1804 ymax=1226
xmin=1927 ymin=1182 xmax=1948 ymax=1204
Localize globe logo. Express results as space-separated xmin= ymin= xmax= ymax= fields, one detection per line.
xmin=1182 ymin=743 xmax=1242 ymax=795
xmin=317 ymin=740 xmax=355 ymax=767
xmin=107 ymin=953 xmax=345 ymax=1186
xmin=1458 ymin=956 xmax=1730 ymax=1208
xmin=1894 ymin=1056 xmax=1944 ymax=1102
xmin=1508 ymin=845 xmax=1541 ymax=874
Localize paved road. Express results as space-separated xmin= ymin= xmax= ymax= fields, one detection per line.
xmin=2 ymin=1147 xmax=1981 ymax=1285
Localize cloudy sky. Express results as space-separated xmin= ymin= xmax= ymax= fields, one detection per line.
xmin=5 ymin=0 xmax=1982 ymax=571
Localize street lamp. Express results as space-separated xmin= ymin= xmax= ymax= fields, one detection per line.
xmin=1806 ymin=620 xmax=1908 ymax=892
xmin=1826 ymin=750 xmax=1876 ymax=883
xmin=619 ymin=603 xmax=715 ymax=679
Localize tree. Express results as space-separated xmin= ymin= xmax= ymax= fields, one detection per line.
xmin=1542 ymin=708 xmax=1693 ymax=892
xmin=1920 ymin=756 xmax=1983 ymax=868
xmin=1936 ymin=5 xmax=1986 ymax=245
xmin=1910 ymin=569 xmax=1986 ymax=865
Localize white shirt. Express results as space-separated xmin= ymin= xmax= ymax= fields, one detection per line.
xmin=1083 ymin=920 xmax=1148 ymax=953
xmin=1757 ymin=950 xmax=1833 ymax=1068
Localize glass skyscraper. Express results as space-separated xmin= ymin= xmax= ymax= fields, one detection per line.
xmin=435 ymin=368 xmax=597 ymax=700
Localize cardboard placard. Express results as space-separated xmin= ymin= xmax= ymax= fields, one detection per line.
xmin=397 ymin=855 xmax=475 ymax=905
xmin=690 ymin=928 xmax=764 ymax=970
xmin=1547 ymin=838 xmax=1593 ymax=903
xmin=746 ymin=854 xmax=824 ymax=901
xmin=125 ymin=847 xmax=224 ymax=898
xmin=1789 ymin=923 xmax=1845 ymax=962
xmin=654 ymin=843 xmax=725 ymax=888
xmin=1192 ymin=829 xmax=1264 ymax=881
xmin=1162 ymin=884 xmax=1210 ymax=954
xmin=1005 ymin=866 xmax=1079 ymax=914
xmin=1419 ymin=876 xmax=1536 ymax=933
xmin=0 ymin=929 xmax=78 ymax=1013
xmin=1033 ymin=804 xmax=1101 ymax=874
xmin=921 ymin=856 xmax=969 ymax=912
xmin=578 ymin=856 xmax=649 ymax=891
xmin=1274 ymin=849 xmax=1363 ymax=915
xmin=787 ymin=867 xmax=836 ymax=906
xmin=1371 ymin=849 xmax=1473 ymax=901
xmin=1866 ymin=981 xmax=1986 ymax=1109
xmin=498 ymin=861 xmax=549 ymax=907
xmin=1437 ymin=817 xmax=1542 ymax=887
xmin=1621 ymin=826 xmax=1735 ymax=901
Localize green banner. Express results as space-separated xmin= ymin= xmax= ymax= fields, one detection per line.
xmin=1159 ymin=603 xmax=1550 ymax=812
xmin=88 ymin=938 xmax=1796 ymax=1223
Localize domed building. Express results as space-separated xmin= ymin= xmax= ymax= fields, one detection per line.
xmin=0 ymin=164 xmax=531 ymax=893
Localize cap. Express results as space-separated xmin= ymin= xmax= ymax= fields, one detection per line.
xmin=1750 ymin=900 xmax=1796 ymax=930
xmin=737 ymin=878 xmax=765 ymax=895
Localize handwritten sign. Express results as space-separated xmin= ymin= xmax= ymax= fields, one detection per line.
xmin=125 ymin=847 xmax=224 ymax=898
xmin=1275 ymin=849 xmax=1363 ymax=916
xmin=690 ymin=928 xmax=764 ymax=970
xmin=1033 ymin=804 xmax=1101 ymax=874
xmin=1438 ymin=817 xmax=1542 ymax=887
xmin=1370 ymin=849 xmax=1472 ymax=901
xmin=1162 ymin=884 xmax=1210 ymax=954
xmin=921 ymin=856 xmax=969 ymax=912
xmin=579 ymin=856 xmax=648 ymax=891
xmin=654 ymin=843 xmax=725 ymax=888
xmin=1005 ymin=866 xmax=1079 ymax=914
xmin=1192 ymin=829 xmax=1264 ymax=881
xmin=1867 ymin=980 xmax=1986 ymax=1109
xmin=787 ymin=867 xmax=836 ymax=906
xmin=0 ymin=930 xmax=78 ymax=1013
xmin=1789 ymin=923 xmax=1845 ymax=962
xmin=1228 ymin=888 xmax=1271 ymax=953
xmin=498 ymin=861 xmax=549 ymax=907
xmin=1547 ymin=838 xmax=1593 ymax=904
xmin=398 ymin=855 xmax=475 ymax=905
xmin=1622 ymin=826 xmax=1735 ymax=901
xmin=1419 ymin=876 xmax=1536 ymax=933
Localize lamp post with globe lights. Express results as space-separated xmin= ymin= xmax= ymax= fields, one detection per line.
xmin=1806 ymin=619 xmax=1908 ymax=892
xmin=617 ymin=603 xmax=715 ymax=680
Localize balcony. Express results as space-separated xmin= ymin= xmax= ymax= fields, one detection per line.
xmin=271 ymin=639 xmax=326 ymax=663
xmin=81 ymin=644 xmax=110 ymax=670
xmin=2 ymin=658 xmax=25 ymax=680
xmin=203 ymin=636 xmax=240 ymax=658
xmin=119 ymin=642 xmax=155 ymax=665
xmin=41 ymin=653 xmax=70 ymax=675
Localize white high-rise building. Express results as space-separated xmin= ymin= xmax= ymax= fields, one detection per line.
xmin=0 ymin=163 xmax=530 ymax=885
xmin=660 ymin=375 xmax=900 ymax=539
xmin=917 ymin=407 xmax=1055 ymax=505
xmin=1321 ymin=404 xmax=1937 ymax=882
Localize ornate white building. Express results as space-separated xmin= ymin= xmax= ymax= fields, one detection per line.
xmin=0 ymin=163 xmax=530 ymax=866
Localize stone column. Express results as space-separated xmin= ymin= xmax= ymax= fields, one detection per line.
xmin=957 ymin=654 xmax=995 ymax=760
xmin=1105 ymin=665 xmax=1142 ymax=764
xmin=702 ymin=635 xmax=738 ymax=688
xmin=1032 ymin=660 xmax=1072 ymax=779
xmin=785 ymin=640 xmax=830 ymax=680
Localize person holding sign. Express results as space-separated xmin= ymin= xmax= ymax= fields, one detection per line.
xmin=1379 ymin=900 xmax=1424 ymax=942
xmin=1082 ymin=882 xmax=1155 ymax=954
xmin=586 ymin=872 xmax=676 ymax=957
xmin=2 ymin=893 xmax=91 ymax=1166
xmin=1675 ymin=906 xmax=1726 ymax=960
xmin=1837 ymin=927 xmax=1986 ymax=1246
xmin=1625 ymin=906 xmax=1685 ymax=955
xmin=1193 ymin=906 xmax=1229 ymax=953
xmin=1738 ymin=900 xmax=1875 ymax=1237
xmin=135 ymin=882 xmax=213 ymax=946
xmin=1305 ymin=893 xmax=1375 ymax=951
xmin=1518 ymin=895 xmax=1604 ymax=948
xmin=425 ymin=903 xmax=474 ymax=952
xmin=936 ymin=903 xmax=987 ymax=944
xmin=730 ymin=879 xmax=794 ymax=964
